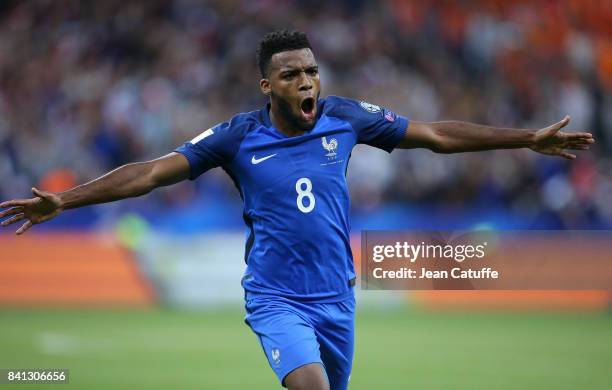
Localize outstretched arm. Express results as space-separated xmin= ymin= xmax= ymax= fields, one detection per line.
xmin=0 ymin=152 xmax=190 ymax=234
xmin=397 ymin=116 xmax=594 ymax=159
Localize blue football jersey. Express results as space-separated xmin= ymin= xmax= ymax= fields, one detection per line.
xmin=175 ymin=96 xmax=408 ymax=301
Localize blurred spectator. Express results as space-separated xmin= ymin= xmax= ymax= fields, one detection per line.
xmin=0 ymin=0 xmax=610 ymax=229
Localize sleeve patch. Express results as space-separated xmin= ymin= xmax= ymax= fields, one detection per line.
xmin=359 ymin=101 xmax=381 ymax=113
xmin=383 ymin=109 xmax=396 ymax=122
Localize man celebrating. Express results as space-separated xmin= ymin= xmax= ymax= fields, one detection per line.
xmin=0 ymin=30 xmax=594 ymax=390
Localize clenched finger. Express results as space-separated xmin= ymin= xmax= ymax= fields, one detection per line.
xmin=0 ymin=206 xmax=23 ymax=219
xmin=1 ymin=213 xmax=25 ymax=227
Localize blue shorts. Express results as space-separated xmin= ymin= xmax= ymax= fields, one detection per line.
xmin=244 ymin=293 xmax=355 ymax=390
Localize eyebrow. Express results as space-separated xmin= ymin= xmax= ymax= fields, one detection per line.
xmin=278 ymin=65 xmax=318 ymax=74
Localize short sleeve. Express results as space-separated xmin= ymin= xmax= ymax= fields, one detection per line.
xmin=175 ymin=117 xmax=247 ymax=180
xmin=328 ymin=96 xmax=409 ymax=153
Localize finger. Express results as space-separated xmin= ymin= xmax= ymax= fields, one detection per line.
xmin=16 ymin=220 xmax=33 ymax=235
xmin=552 ymin=115 xmax=571 ymax=130
xmin=566 ymin=142 xmax=592 ymax=149
xmin=0 ymin=206 xmax=23 ymax=218
xmin=0 ymin=199 xmax=35 ymax=209
xmin=1 ymin=213 xmax=25 ymax=227
xmin=559 ymin=151 xmax=576 ymax=159
xmin=562 ymin=132 xmax=594 ymax=140
xmin=537 ymin=116 xmax=570 ymax=139
xmin=566 ymin=145 xmax=590 ymax=150
xmin=566 ymin=140 xmax=594 ymax=147
xmin=31 ymin=187 xmax=48 ymax=198
xmin=570 ymin=138 xmax=595 ymax=144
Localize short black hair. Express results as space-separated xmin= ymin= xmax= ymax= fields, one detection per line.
xmin=256 ymin=30 xmax=312 ymax=77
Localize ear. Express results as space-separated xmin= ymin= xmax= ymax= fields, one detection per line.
xmin=260 ymin=78 xmax=271 ymax=96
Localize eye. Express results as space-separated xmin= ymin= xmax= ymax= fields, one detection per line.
xmin=307 ymin=68 xmax=318 ymax=75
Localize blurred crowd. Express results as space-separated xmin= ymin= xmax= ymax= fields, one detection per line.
xmin=1 ymin=0 xmax=611 ymax=230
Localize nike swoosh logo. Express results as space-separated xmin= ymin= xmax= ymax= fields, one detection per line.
xmin=251 ymin=154 xmax=277 ymax=164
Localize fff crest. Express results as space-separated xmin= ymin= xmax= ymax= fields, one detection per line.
xmin=321 ymin=136 xmax=338 ymax=159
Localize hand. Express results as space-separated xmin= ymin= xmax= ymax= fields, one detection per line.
xmin=0 ymin=188 xmax=63 ymax=235
xmin=529 ymin=116 xmax=595 ymax=159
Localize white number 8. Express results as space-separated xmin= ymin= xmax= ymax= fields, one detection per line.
xmin=296 ymin=177 xmax=315 ymax=213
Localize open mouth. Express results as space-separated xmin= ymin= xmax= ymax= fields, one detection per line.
xmin=300 ymin=97 xmax=316 ymax=120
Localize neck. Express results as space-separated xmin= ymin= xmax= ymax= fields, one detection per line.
xmin=269 ymin=104 xmax=305 ymax=137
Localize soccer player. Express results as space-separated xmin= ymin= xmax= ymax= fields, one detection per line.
xmin=0 ymin=30 xmax=594 ymax=390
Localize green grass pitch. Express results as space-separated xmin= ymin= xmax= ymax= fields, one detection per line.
xmin=0 ymin=309 xmax=610 ymax=389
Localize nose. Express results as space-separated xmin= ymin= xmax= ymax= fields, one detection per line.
xmin=298 ymin=72 xmax=312 ymax=91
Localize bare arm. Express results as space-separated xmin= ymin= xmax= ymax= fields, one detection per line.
xmin=397 ymin=116 xmax=594 ymax=159
xmin=57 ymin=152 xmax=190 ymax=209
xmin=0 ymin=152 xmax=191 ymax=234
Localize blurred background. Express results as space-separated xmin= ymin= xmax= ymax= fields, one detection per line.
xmin=1 ymin=0 xmax=612 ymax=230
xmin=0 ymin=1 xmax=611 ymax=389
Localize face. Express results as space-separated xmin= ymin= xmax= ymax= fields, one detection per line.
xmin=260 ymin=48 xmax=321 ymax=131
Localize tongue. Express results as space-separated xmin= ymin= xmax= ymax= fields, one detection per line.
xmin=301 ymin=108 xmax=314 ymax=120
